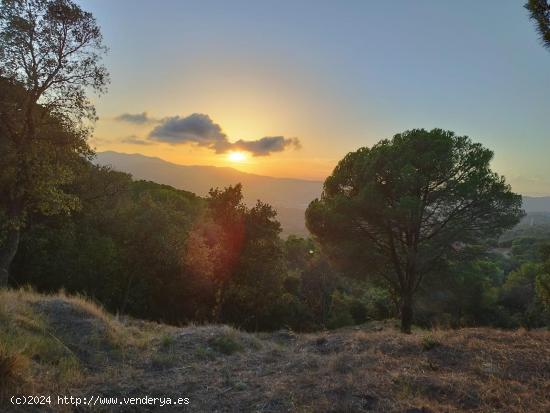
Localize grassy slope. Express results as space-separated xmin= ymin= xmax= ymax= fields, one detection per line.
xmin=1 ymin=289 xmax=549 ymax=413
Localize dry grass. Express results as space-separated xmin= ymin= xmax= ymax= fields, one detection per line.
xmin=0 ymin=342 xmax=28 ymax=400
xmin=0 ymin=288 xmax=549 ymax=412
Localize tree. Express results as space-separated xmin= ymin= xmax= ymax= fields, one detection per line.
xmin=0 ymin=0 xmax=108 ymax=286
xmin=537 ymin=245 xmax=550 ymax=313
xmin=419 ymin=253 xmax=504 ymax=328
xmin=501 ymin=262 xmax=545 ymax=328
xmin=306 ymin=129 xmax=523 ymax=333
xmin=525 ymin=0 xmax=550 ymax=50
xmin=220 ymin=200 xmax=286 ymax=330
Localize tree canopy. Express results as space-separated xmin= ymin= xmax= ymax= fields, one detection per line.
xmin=306 ymin=128 xmax=524 ymax=332
xmin=0 ymin=0 xmax=108 ymax=286
xmin=525 ymin=0 xmax=550 ymax=50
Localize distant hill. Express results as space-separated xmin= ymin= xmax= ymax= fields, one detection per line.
xmin=499 ymin=211 xmax=550 ymax=244
xmin=522 ymin=196 xmax=550 ymax=213
xmin=95 ymin=152 xmax=550 ymax=237
xmin=95 ymin=151 xmax=323 ymax=236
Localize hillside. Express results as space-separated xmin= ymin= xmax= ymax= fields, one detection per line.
xmin=1 ymin=289 xmax=549 ymax=413
xmin=522 ymin=196 xmax=550 ymax=213
xmin=95 ymin=151 xmax=322 ymax=236
xmin=500 ymin=212 xmax=550 ymax=243
xmin=96 ymin=152 xmax=550 ymax=238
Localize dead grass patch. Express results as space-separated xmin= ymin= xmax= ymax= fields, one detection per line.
xmin=0 ymin=342 xmax=29 ymax=401
xmin=1 ymin=288 xmax=549 ymax=412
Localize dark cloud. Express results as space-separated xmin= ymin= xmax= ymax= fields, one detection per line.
xmin=149 ymin=113 xmax=300 ymax=156
xmin=149 ymin=113 xmax=230 ymax=152
xmin=121 ymin=135 xmax=154 ymax=145
xmin=148 ymin=113 xmax=300 ymax=156
xmin=233 ymin=136 xmax=301 ymax=156
xmin=115 ymin=112 xmax=152 ymax=124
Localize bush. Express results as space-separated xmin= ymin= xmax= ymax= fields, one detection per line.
xmin=160 ymin=334 xmax=175 ymax=349
xmin=421 ymin=335 xmax=441 ymax=351
xmin=208 ymin=332 xmax=244 ymax=355
xmin=349 ymin=300 xmax=368 ymax=324
xmin=327 ymin=291 xmax=354 ymax=329
xmin=365 ymin=287 xmax=394 ymax=320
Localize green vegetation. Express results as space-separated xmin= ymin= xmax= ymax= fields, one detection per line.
xmin=1 ymin=1 xmax=550 ymax=412
xmin=1 ymin=125 xmax=549 ymax=333
xmin=526 ymin=0 xmax=550 ymax=50
xmin=0 ymin=0 xmax=108 ymax=286
xmin=208 ymin=331 xmax=244 ymax=355
xmin=1 ymin=90 xmax=548 ymax=334
xmin=305 ymin=129 xmax=523 ymax=332
xmin=1 ymin=0 xmax=550 ymax=340
xmin=421 ymin=335 xmax=441 ymax=351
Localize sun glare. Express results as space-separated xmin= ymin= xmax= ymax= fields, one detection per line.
xmin=228 ymin=151 xmax=247 ymax=162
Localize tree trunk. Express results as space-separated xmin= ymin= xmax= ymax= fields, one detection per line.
xmin=0 ymin=227 xmax=20 ymax=288
xmin=400 ymin=293 xmax=414 ymax=334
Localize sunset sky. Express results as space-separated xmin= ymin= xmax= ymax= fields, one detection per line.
xmin=81 ymin=0 xmax=550 ymax=195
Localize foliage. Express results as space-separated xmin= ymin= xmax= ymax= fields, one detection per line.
xmin=0 ymin=0 xmax=108 ymax=286
xmin=211 ymin=186 xmax=287 ymax=330
xmin=306 ymin=128 xmax=523 ymax=332
xmin=327 ymin=291 xmax=355 ymax=329
xmin=5 ymin=146 xmax=549 ymax=332
xmin=0 ymin=0 xmax=109 ymax=119
xmin=537 ymin=245 xmax=550 ymax=312
xmin=0 ymin=0 xmax=548 ymax=339
xmin=208 ymin=332 xmax=244 ymax=355
xmin=12 ymin=164 xmax=205 ymax=322
xmin=525 ymin=0 xmax=550 ymax=50
xmin=421 ymin=335 xmax=441 ymax=351
xmin=1 ymin=122 xmax=547 ymax=333
xmin=536 ymin=273 xmax=550 ymax=312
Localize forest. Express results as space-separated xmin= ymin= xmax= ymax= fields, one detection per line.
xmin=3 ymin=77 xmax=550 ymax=332
xmin=5 ymin=146 xmax=550 ymax=334
xmin=1 ymin=0 xmax=550 ymax=336
xmin=2 ymin=1 xmax=550 ymax=411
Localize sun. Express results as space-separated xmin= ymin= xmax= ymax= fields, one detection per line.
xmin=228 ymin=151 xmax=247 ymax=162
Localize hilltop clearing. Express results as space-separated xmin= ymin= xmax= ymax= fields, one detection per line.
xmin=1 ymin=289 xmax=549 ymax=412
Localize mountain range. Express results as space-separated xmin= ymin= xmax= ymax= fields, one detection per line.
xmin=96 ymin=151 xmax=323 ymax=236
xmin=95 ymin=151 xmax=550 ymax=236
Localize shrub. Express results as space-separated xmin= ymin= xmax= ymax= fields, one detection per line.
xmin=151 ymin=352 xmax=176 ymax=369
xmin=195 ymin=346 xmax=216 ymax=360
xmin=208 ymin=332 xmax=244 ymax=355
xmin=421 ymin=335 xmax=441 ymax=351
xmin=327 ymin=291 xmax=354 ymax=329
xmin=160 ymin=334 xmax=174 ymax=349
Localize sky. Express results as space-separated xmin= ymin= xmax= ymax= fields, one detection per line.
xmin=80 ymin=0 xmax=550 ymax=195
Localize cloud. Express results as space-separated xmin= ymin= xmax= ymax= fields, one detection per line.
xmin=121 ymin=135 xmax=154 ymax=145
xmin=149 ymin=113 xmax=300 ymax=156
xmin=149 ymin=113 xmax=229 ymax=152
xmin=115 ymin=112 xmax=153 ymax=124
xmin=233 ymin=136 xmax=301 ymax=156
